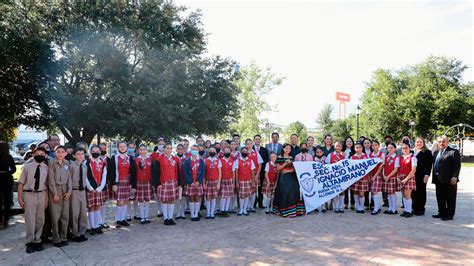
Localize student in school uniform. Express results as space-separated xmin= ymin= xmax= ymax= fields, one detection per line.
xmin=151 ymin=138 xmax=166 ymax=218
xmin=108 ymin=141 xmax=137 ymax=227
xmin=218 ymin=147 xmax=235 ymax=217
xmin=18 ymin=147 xmax=49 ymax=253
xmin=343 ymin=137 xmax=356 ymax=210
xmin=368 ymin=140 xmax=385 ymax=215
xmin=48 ymin=145 xmax=72 ymax=247
xmin=155 ymin=144 xmax=179 ymax=225
xmin=86 ymin=145 xmax=107 ymax=234
xmin=69 ymin=148 xmax=88 ymax=242
xmin=175 ymin=144 xmax=188 ymax=220
xmin=203 ymin=146 xmax=222 ymax=219
xmin=313 ymin=147 xmax=327 ymax=212
xmin=325 ymin=142 xmax=346 ymax=213
xmin=135 ymin=144 xmax=155 ymax=224
xmin=126 ymin=142 xmax=139 ymax=222
xmin=234 ymin=147 xmax=256 ymax=216
xmin=398 ymin=143 xmax=417 ymax=218
xmin=244 ymin=139 xmax=263 ymax=213
xmin=295 ymin=142 xmax=313 ymax=162
xmin=98 ymin=143 xmax=110 ymax=229
xmin=229 ymin=140 xmax=240 ymax=212
xmin=183 ymin=145 xmax=205 ymax=221
xmin=382 ymin=143 xmax=400 ymax=215
xmin=263 ymin=152 xmax=278 ymax=214
xmin=350 ymin=142 xmax=370 ymax=214
xmin=362 ymin=138 xmax=374 ymax=209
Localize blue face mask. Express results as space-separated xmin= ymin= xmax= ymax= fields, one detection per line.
xmin=127 ymin=148 xmax=135 ymax=155
xmin=191 ymin=150 xmax=199 ymax=156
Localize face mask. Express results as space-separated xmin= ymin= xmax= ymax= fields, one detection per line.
xmin=191 ymin=150 xmax=199 ymax=156
xmin=385 ymin=141 xmax=390 ymax=146
xmin=127 ymin=148 xmax=135 ymax=154
xmin=91 ymin=152 xmax=100 ymax=159
xmin=34 ymin=155 xmax=45 ymax=163
xmin=100 ymin=150 xmax=107 ymax=156
xmin=119 ymin=150 xmax=127 ymax=154
xmin=216 ymin=148 xmax=221 ymax=153
xmin=301 ymin=148 xmax=308 ymax=153
xmin=198 ymin=150 xmax=205 ymax=156
xmin=209 ymin=152 xmax=216 ymax=157
xmin=66 ymin=154 xmax=74 ymax=161
xmin=158 ymin=145 xmax=164 ymax=151
xmin=224 ymin=153 xmax=231 ymax=158
xmin=241 ymin=152 xmax=248 ymax=158
xmin=177 ymin=153 xmax=183 ymax=157
xmin=403 ymin=139 xmax=410 ymax=145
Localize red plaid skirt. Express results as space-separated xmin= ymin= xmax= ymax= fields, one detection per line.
xmin=262 ymin=179 xmax=276 ymax=196
xmin=158 ymin=180 xmax=178 ymax=203
xmin=185 ymin=183 xmax=204 ymax=198
xmin=370 ymin=174 xmax=384 ymax=193
xmin=102 ymin=185 xmax=109 ymax=201
xmin=87 ymin=191 xmax=104 ymax=208
xmin=397 ymin=174 xmax=416 ymax=191
xmin=351 ymin=178 xmax=369 ymax=192
xmin=204 ymin=180 xmax=219 ymax=200
xmin=238 ymin=180 xmax=252 ymax=199
xmin=115 ymin=180 xmax=131 ymax=202
xmin=136 ymin=181 xmax=153 ymax=202
xmin=219 ymin=179 xmax=234 ymax=198
xmin=383 ymin=177 xmax=398 ymax=194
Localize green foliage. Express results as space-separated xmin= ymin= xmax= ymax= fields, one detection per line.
xmin=331 ymin=118 xmax=353 ymax=143
xmin=229 ymin=62 xmax=284 ymax=139
xmin=283 ymin=121 xmax=307 ymax=143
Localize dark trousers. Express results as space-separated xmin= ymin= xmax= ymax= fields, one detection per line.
xmin=41 ymin=207 xmax=52 ymax=240
xmin=382 ymin=192 xmax=388 ymax=206
xmin=364 ymin=191 xmax=374 ymax=207
xmin=256 ymin=174 xmax=265 ymax=208
xmin=0 ymin=182 xmax=13 ymax=222
xmin=344 ymin=189 xmax=355 ymax=206
xmin=412 ymin=178 xmax=427 ymax=214
xmin=435 ymin=181 xmax=457 ymax=218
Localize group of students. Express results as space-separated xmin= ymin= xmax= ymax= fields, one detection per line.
xmin=16 ymin=132 xmax=431 ymax=254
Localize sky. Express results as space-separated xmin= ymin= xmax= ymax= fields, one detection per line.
xmin=175 ymin=0 xmax=473 ymax=129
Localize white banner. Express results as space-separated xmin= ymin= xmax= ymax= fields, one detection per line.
xmin=293 ymin=158 xmax=383 ymax=213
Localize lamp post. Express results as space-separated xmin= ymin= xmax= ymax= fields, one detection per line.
xmin=356 ymin=105 xmax=361 ymax=140
xmin=409 ymin=120 xmax=415 ymax=139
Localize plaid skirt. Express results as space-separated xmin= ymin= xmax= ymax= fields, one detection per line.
xmin=370 ymin=174 xmax=384 ymax=193
xmin=351 ymin=178 xmax=369 ymax=192
xmin=115 ymin=180 xmax=131 ymax=202
xmin=383 ymin=177 xmax=398 ymax=194
xmin=158 ymin=180 xmax=179 ymax=203
xmin=238 ymin=180 xmax=252 ymax=199
xmin=219 ymin=179 xmax=234 ymax=198
xmin=87 ymin=190 xmax=104 ymax=208
xmin=262 ymin=179 xmax=276 ymax=197
xmin=136 ymin=181 xmax=153 ymax=202
xmin=204 ymin=180 xmax=219 ymax=200
xmin=102 ymin=185 xmax=109 ymax=201
xmin=185 ymin=183 xmax=204 ymax=198
xmin=397 ymin=174 xmax=416 ymax=191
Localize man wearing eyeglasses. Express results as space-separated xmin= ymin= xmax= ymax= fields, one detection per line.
xmin=47 ymin=134 xmax=61 ymax=159
xmin=431 ymin=135 xmax=461 ymax=221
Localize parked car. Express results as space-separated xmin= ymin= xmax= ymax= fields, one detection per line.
xmin=9 ymin=150 xmax=25 ymax=165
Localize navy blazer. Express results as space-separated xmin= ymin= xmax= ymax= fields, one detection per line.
xmin=183 ymin=157 xmax=205 ymax=184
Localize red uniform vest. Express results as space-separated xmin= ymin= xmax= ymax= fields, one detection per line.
xmin=329 ymin=152 xmax=346 ymax=163
xmin=118 ymin=155 xmax=130 ymax=181
xmin=220 ymin=158 xmax=234 ymax=180
xmin=351 ymin=153 xmax=369 ymax=180
xmin=267 ymin=162 xmax=278 ymax=183
xmin=191 ymin=158 xmax=201 ymax=182
xmin=237 ymin=158 xmax=253 ymax=181
xmin=383 ymin=154 xmax=398 ymax=177
xmin=205 ymin=158 xmax=220 ymax=181
xmin=248 ymin=150 xmax=259 ymax=168
xmin=90 ymin=159 xmax=105 ymax=184
xmin=177 ymin=155 xmax=187 ymax=184
xmin=369 ymin=151 xmax=384 ymax=174
xmin=158 ymin=154 xmax=178 ymax=184
xmin=399 ymin=154 xmax=413 ymax=176
xmin=136 ymin=157 xmax=152 ymax=182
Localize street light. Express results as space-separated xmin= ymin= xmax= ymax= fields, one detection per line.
xmin=409 ymin=120 xmax=415 ymax=138
xmin=356 ymin=105 xmax=361 ymax=140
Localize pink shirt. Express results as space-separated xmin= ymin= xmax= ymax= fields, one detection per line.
xmin=295 ymin=153 xmax=314 ymax=162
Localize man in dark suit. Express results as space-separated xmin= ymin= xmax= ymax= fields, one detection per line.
xmin=253 ymin=134 xmax=268 ymax=209
xmin=432 ymin=135 xmax=461 ymax=221
xmin=265 ymin=132 xmax=282 ymax=156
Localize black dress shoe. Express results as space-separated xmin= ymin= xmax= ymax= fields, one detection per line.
xmin=413 ymin=212 xmax=425 ymax=216
xmin=371 ymin=210 xmax=380 ymax=215
xmin=164 ymin=219 xmax=170 ymax=225
xmin=134 ymin=215 xmax=141 ymax=220
xmin=191 ymin=217 xmax=198 ymax=222
xmin=95 ymin=228 xmax=104 ymax=234
xmin=404 ymin=213 xmax=413 ymax=218
xmin=383 ymin=210 xmax=390 ymax=214
xmin=157 ymin=213 xmax=163 ymax=218
xmin=400 ymin=211 xmax=407 ymax=217
xmin=54 ymin=242 xmax=63 ymax=248
xmin=72 ymin=236 xmax=83 ymax=242
xmin=34 ymin=243 xmax=44 ymax=251
xmin=80 ymin=235 xmax=88 ymax=242
xmin=101 ymin=223 xmax=110 ymax=229
xmin=432 ymin=214 xmax=442 ymax=218
xmin=168 ymin=219 xmax=176 ymax=225
xmin=441 ymin=216 xmax=453 ymax=221
xmin=26 ymin=245 xmax=35 ymax=254
xmin=61 ymin=241 xmax=69 ymax=246
xmin=121 ymin=220 xmax=130 ymax=226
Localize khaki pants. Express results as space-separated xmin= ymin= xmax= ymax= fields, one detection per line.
xmin=70 ymin=190 xmax=88 ymax=236
xmin=49 ymin=184 xmax=70 ymax=243
xmin=24 ymin=191 xmax=46 ymax=244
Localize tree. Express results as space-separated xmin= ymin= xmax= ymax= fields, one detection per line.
xmin=229 ymin=62 xmax=284 ymax=139
xmin=283 ymin=121 xmax=307 ymax=143
xmin=0 ymin=1 xmax=240 ymax=145
xmin=330 ymin=118 xmax=353 ymax=142
xmin=314 ymin=104 xmax=334 ymax=142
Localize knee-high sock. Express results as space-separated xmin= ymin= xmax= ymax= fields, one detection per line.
xmin=239 ymin=198 xmax=245 ymax=213
xmin=123 ymin=205 xmax=128 ymax=221
xmin=134 ymin=200 xmax=139 ymax=216
xmin=216 ymin=197 xmax=221 ymax=211
xmin=167 ymin=204 xmax=174 ymax=219
xmin=243 ymin=198 xmax=249 ymax=213
xmin=354 ymin=196 xmax=359 ymax=211
xmin=263 ymin=195 xmax=269 ymax=210
xmin=189 ymin=202 xmax=195 ymax=217
xmin=205 ymin=200 xmax=211 ymax=216
xmin=161 ymin=203 xmax=169 ymax=220
xmin=100 ymin=205 xmax=106 ymax=224
xmin=94 ymin=211 xmax=102 ymax=229
xmin=373 ymin=194 xmax=381 ymax=211
xmin=249 ymin=194 xmax=256 ymax=209
xmin=180 ymin=199 xmax=186 ymax=216
xmin=405 ymin=198 xmax=412 ymax=213
xmin=114 ymin=206 xmax=119 ymax=222
xmin=139 ymin=202 xmax=146 ymax=219
xmin=144 ymin=202 xmax=150 ymax=219
xmin=359 ymin=197 xmax=365 ymax=210
xmin=220 ymin=198 xmax=226 ymax=212
xmin=391 ymin=194 xmax=397 ymax=211
xmin=194 ymin=201 xmax=200 ymax=216
xmin=88 ymin=211 xmax=95 ymax=229
xmin=127 ymin=201 xmax=132 ymax=217
xmin=225 ymin=198 xmax=231 ymax=211
xmin=338 ymin=195 xmax=345 ymax=210
xmin=210 ymin=199 xmax=216 ymax=216
xmin=157 ymin=200 xmax=162 ymax=215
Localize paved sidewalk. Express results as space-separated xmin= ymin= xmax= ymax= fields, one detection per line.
xmin=0 ymin=167 xmax=472 ymax=265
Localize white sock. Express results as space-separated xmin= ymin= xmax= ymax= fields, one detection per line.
xmin=127 ymin=201 xmax=132 ymax=217
xmin=205 ymin=200 xmax=211 ymax=216
xmin=230 ymin=197 xmax=235 ymax=210
xmin=220 ymin=198 xmax=226 ymax=212
xmin=161 ymin=204 xmax=169 ymax=219
xmin=339 ymin=195 xmax=345 ymax=210
xmin=167 ymin=204 xmax=174 ymax=219
xmin=134 ymin=201 xmax=139 ymax=216
xmin=249 ymin=194 xmax=256 ymax=210
xmin=405 ymin=198 xmax=412 ymax=213
xmin=373 ymin=194 xmax=381 ymax=211
xmin=359 ymin=197 xmax=365 ymax=210
xmin=354 ymin=196 xmax=359 ymax=211
xmin=391 ymin=194 xmax=397 ymax=211
xmin=94 ymin=211 xmax=102 ymax=229
xmin=194 ymin=201 xmax=200 ymax=216
xmin=243 ymin=198 xmax=249 ymax=213
xmin=402 ymin=197 xmax=405 ymax=209
xmin=210 ymin=199 xmax=216 ymax=216
xmin=263 ymin=195 xmax=269 ymax=210
xmin=139 ymin=202 xmax=146 ymax=219
xmin=225 ymin=198 xmax=231 ymax=211
xmin=88 ymin=211 xmax=95 ymax=229
xmin=115 ymin=206 xmax=119 ymax=222
xmin=157 ymin=200 xmax=162 ymax=215
xmin=180 ymin=199 xmax=186 ymax=217
xmin=100 ymin=205 xmax=106 ymax=224
xmin=239 ymin=198 xmax=244 ymax=213
xmin=188 ymin=202 xmax=195 ymax=217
